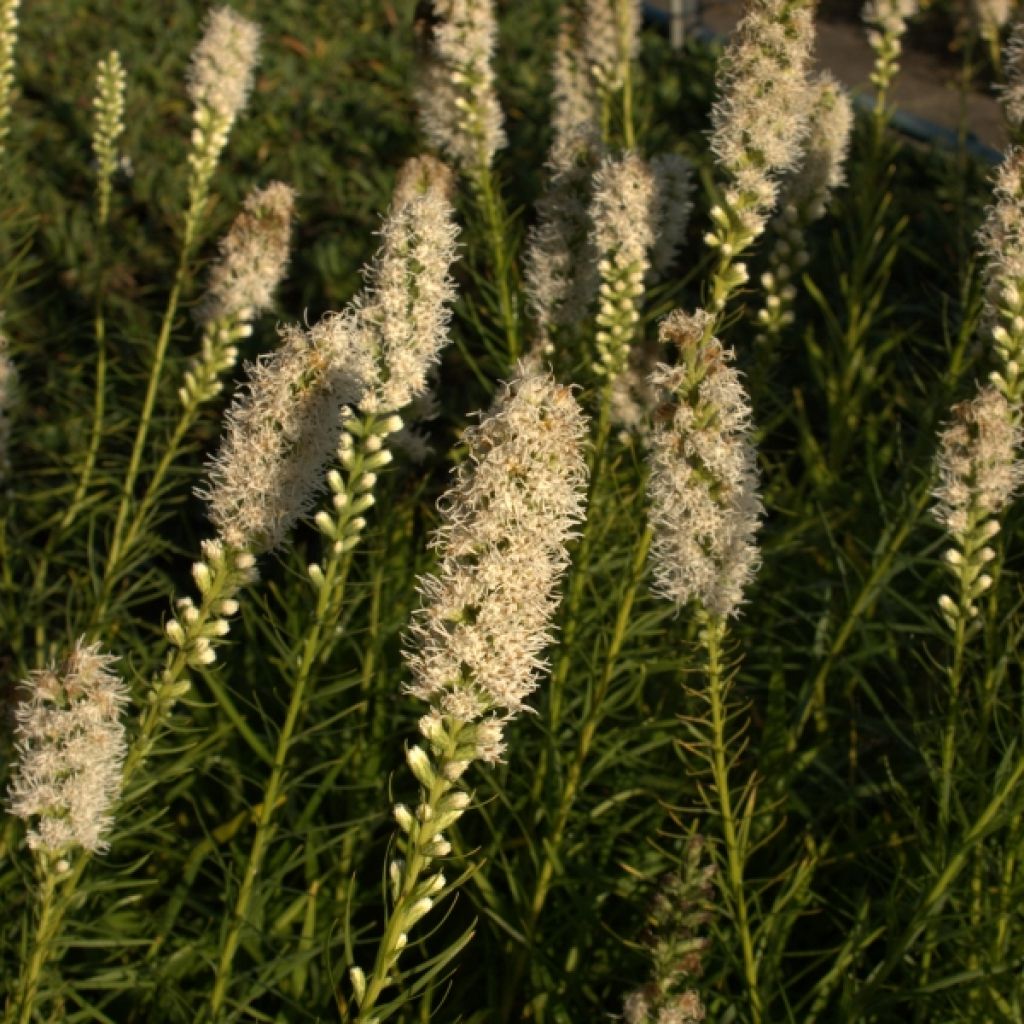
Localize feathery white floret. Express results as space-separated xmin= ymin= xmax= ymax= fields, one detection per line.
xmin=187 ymin=5 xmax=260 ymax=127
xmin=646 ymin=310 xmax=763 ymax=618
xmin=200 ymin=317 xmax=369 ymax=552
xmin=416 ymin=0 xmax=506 ymax=176
xmin=932 ymin=387 xmax=1023 ymax=536
xmin=1001 ymin=14 xmax=1024 ymax=127
xmin=198 ymin=181 xmax=296 ymax=323
xmin=709 ymin=0 xmax=816 ymax=234
xmin=8 ymin=639 xmax=129 ymax=855
xmin=352 ymin=156 xmax=460 ymax=414
xmin=404 ymin=371 xmax=589 ymax=757
xmin=0 ymin=328 xmax=15 ymax=483
xmin=549 ymin=10 xmax=603 ymax=174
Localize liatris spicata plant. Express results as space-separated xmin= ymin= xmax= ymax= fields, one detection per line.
xmin=863 ymin=0 xmax=918 ymax=123
xmin=90 ymin=50 xmax=125 ymax=227
xmin=706 ymin=0 xmax=815 ymax=316
xmin=582 ymin=0 xmax=642 ymax=145
xmin=755 ymin=73 xmax=853 ymax=344
xmin=346 ymin=370 xmax=588 ymax=1021
xmin=645 ymin=308 xmax=768 ymax=1017
xmin=978 ymin=147 xmax=1024 ymax=405
xmin=590 ymin=152 xmax=657 ymax=385
xmin=0 ymin=0 xmax=20 ymax=156
xmin=549 ymin=5 xmax=603 ymax=173
xmin=623 ymin=835 xmax=715 ymax=1024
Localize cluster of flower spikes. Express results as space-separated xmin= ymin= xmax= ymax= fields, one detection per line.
xmin=415 ymin=0 xmax=505 ymax=181
xmin=862 ymin=0 xmax=918 ymax=96
xmin=755 ymin=72 xmax=853 ymax=344
xmin=706 ymin=0 xmax=816 ymax=311
xmin=623 ymin=835 xmax=716 ymax=1024
xmin=8 ymin=640 xmax=129 ymax=859
xmin=181 ymin=181 xmax=296 ymax=412
xmin=932 ymin=386 xmax=1024 ymax=632
xmin=645 ymin=309 xmax=763 ymax=620
xmin=201 ymin=155 xmax=458 ymax=558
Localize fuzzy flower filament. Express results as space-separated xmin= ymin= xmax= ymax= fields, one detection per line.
xmin=755 ymin=74 xmax=853 ymax=343
xmin=932 ymin=387 xmax=1023 ymax=631
xmin=416 ymin=0 xmax=505 ymax=181
xmin=707 ymin=0 xmax=816 ymax=314
xmin=645 ymin=309 xmax=763 ymax=619
xmin=184 ymin=6 xmax=260 ymax=247
xmin=8 ymin=640 xmax=128 ymax=857
xmin=349 ymin=372 xmax=589 ymax=1019
xmin=91 ymin=50 xmax=126 ymax=226
xmin=590 ymin=153 xmax=657 ymax=383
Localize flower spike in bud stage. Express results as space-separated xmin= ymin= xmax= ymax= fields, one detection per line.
xmin=92 ymin=50 xmax=126 ymax=226
xmin=862 ymin=0 xmax=918 ymax=108
xmin=645 ymin=309 xmax=763 ymax=619
xmin=8 ymin=639 xmax=129 ymax=856
xmin=349 ymin=372 xmax=588 ymax=1018
xmin=0 ymin=0 xmax=21 ymax=156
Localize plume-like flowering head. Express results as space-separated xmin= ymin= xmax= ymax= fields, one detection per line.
xmin=199 ymin=316 xmax=369 ymax=552
xmin=781 ymin=72 xmax=853 ymax=216
xmin=198 ymin=181 xmax=296 ymax=324
xmin=649 ymin=152 xmax=696 ymax=280
xmin=352 ymin=156 xmax=460 ymax=414
xmin=645 ymin=309 xmax=763 ymax=618
xmin=582 ymin=0 xmax=642 ymax=96
xmin=404 ymin=370 xmax=589 ymax=758
xmin=416 ymin=0 xmax=506 ymax=177
xmin=8 ymin=639 xmax=129 ymax=855
xmin=709 ymin=0 xmax=816 ymax=235
xmin=548 ymin=8 xmax=604 ymax=175
xmin=187 ymin=5 xmax=261 ymax=126
xmin=1001 ymin=15 xmax=1024 ymax=127
xmin=932 ymin=386 xmax=1023 ymax=536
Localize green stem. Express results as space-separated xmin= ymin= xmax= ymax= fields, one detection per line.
xmin=10 ymin=864 xmax=59 ymax=1024
xmin=704 ymin=614 xmax=762 ymax=1023
xmin=473 ymin=164 xmax=519 ymax=363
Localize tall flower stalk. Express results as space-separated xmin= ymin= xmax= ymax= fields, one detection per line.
xmin=862 ymin=0 xmax=917 ymax=144
xmin=344 ymin=370 xmax=588 ymax=1023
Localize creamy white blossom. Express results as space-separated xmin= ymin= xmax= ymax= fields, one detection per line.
xmin=709 ymin=0 xmax=816 ymax=237
xmin=187 ymin=5 xmax=260 ymax=127
xmin=352 ymin=156 xmax=460 ymax=414
xmin=8 ymin=639 xmax=129 ymax=855
xmin=0 ymin=0 xmax=20 ymax=153
xmin=582 ymin=0 xmax=642 ymax=96
xmin=404 ymin=371 xmax=588 ymax=757
xmin=649 ymin=152 xmax=695 ymax=280
xmin=646 ymin=310 xmax=763 ymax=617
xmin=198 ymin=181 xmax=295 ymax=323
xmin=933 ymin=387 xmax=1023 ymax=536
xmin=416 ymin=0 xmax=505 ymax=176
xmin=549 ymin=8 xmax=603 ymax=174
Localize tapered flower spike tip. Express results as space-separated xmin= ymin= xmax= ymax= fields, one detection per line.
xmin=199 ymin=181 xmax=296 ymax=324
xmin=8 ymin=639 xmax=129 ymax=855
xmin=187 ymin=5 xmax=261 ymax=126
xmin=645 ymin=309 xmax=763 ymax=619
xmin=1001 ymin=14 xmax=1024 ymax=127
xmin=404 ymin=369 xmax=589 ymax=759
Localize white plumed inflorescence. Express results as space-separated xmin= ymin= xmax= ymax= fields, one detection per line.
xmin=708 ymin=0 xmax=816 ymax=247
xmin=582 ymin=0 xmax=642 ymax=98
xmin=187 ymin=5 xmax=260 ymax=129
xmin=646 ymin=309 xmax=763 ymax=619
xmin=416 ymin=0 xmax=506 ymax=179
xmin=1001 ymin=13 xmax=1024 ymax=128
xmin=353 ymin=155 xmax=460 ymax=414
xmin=8 ymin=639 xmax=129 ymax=856
xmin=756 ymin=73 xmax=853 ymax=342
xmin=648 ymin=152 xmax=696 ymax=282
xmin=549 ymin=7 xmax=604 ymax=174
xmin=198 ymin=181 xmax=296 ymax=325
xmin=590 ymin=152 xmax=658 ymax=380
xmin=932 ymin=386 xmax=1023 ymax=628
xmin=404 ymin=370 xmax=589 ymax=760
